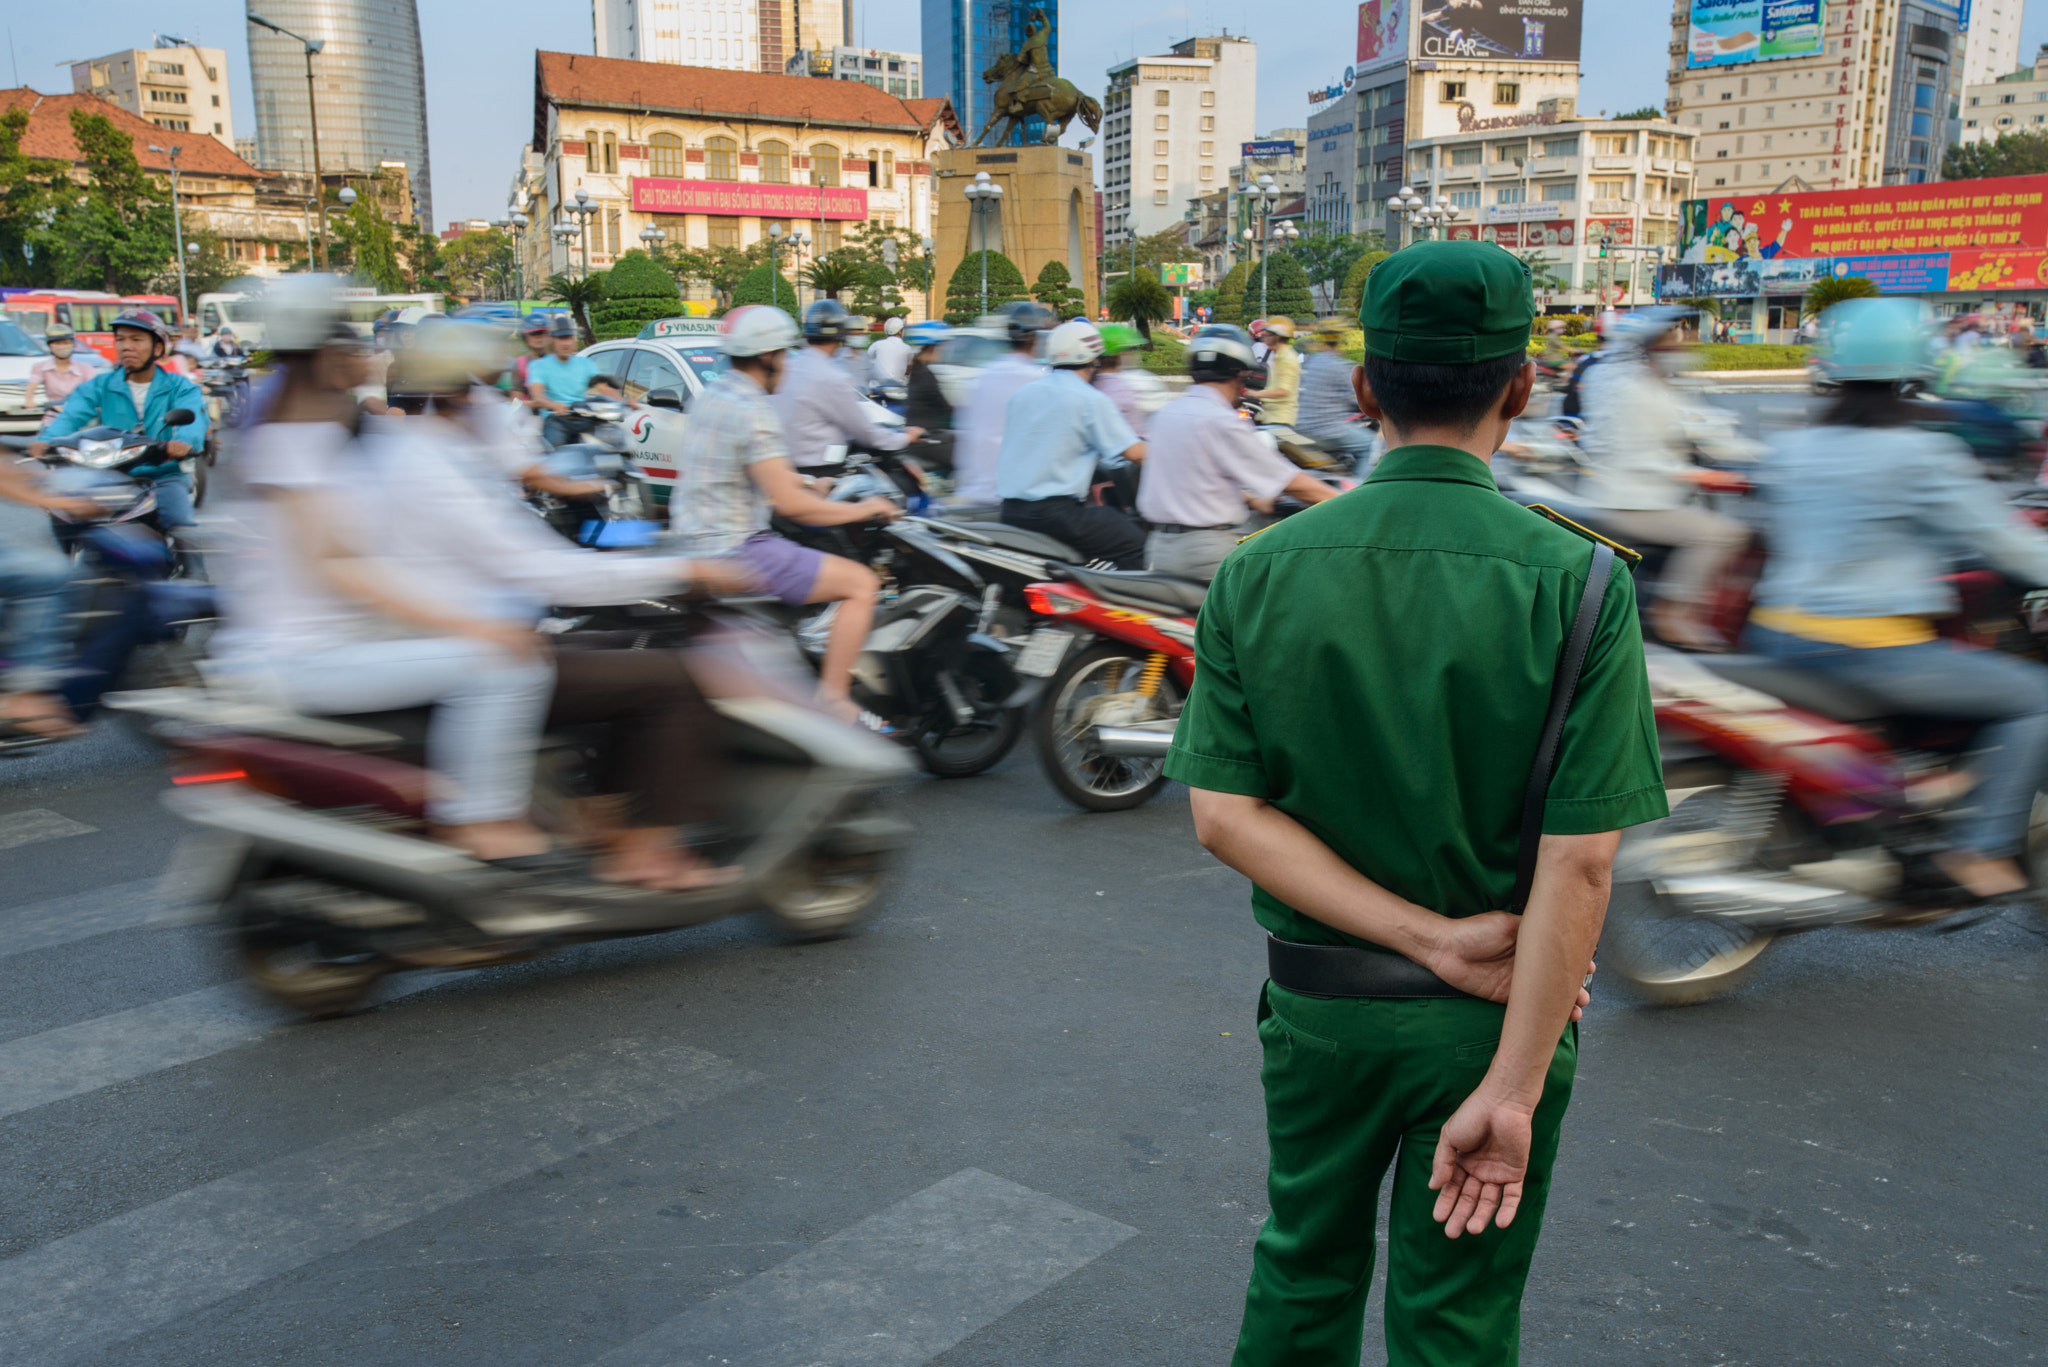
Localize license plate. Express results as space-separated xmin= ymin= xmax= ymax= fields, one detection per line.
xmin=1014 ymin=628 xmax=1074 ymax=678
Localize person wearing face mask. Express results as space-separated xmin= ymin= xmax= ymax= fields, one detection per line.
xmin=27 ymin=327 xmax=101 ymax=418
xmin=1574 ymin=306 xmax=1749 ymax=649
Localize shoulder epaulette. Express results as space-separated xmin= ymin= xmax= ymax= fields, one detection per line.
xmin=1524 ymin=504 xmax=1644 ymax=568
xmin=1235 ymin=524 xmax=1275 ymax=546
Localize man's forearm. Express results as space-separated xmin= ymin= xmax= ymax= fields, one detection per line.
xmin=1482 ymin=832 xmax=1617 ymax=1105
xmin=1191 ymin=790 xmax=1445 ymax=963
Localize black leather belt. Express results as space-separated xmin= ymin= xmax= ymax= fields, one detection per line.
xmin=1151 ymin=522 xmax=1238 ymax=535
xmin=1267 ymin=934 xmax=1473 ymax=999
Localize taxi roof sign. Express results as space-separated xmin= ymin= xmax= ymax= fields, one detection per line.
xmin=640 ymin=317 xmax=721 ymax=339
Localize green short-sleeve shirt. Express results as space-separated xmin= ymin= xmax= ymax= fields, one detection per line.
xmin=1164 ymin=444 xmax=1669 ymax=949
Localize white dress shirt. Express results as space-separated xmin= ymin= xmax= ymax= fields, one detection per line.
xmin=1136 ymin=384 xmax=1300 ymax=528
xmin=954 ymin=351 xmax=1043 ymax=503
xmin=770 ymin=345 xmax=908 ymax=469
xmin=867 ymin=334 xmax=912 ymax=386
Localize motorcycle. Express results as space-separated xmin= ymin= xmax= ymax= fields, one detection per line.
xmin=1601 ymin=568 xmax=2048 ymax=1006
xmin=532 ymin=399 xmax=658 ymax=546
xmin=1016 ymin=566 xmax=1203 ymax=811
xmin=108 ymin=606 xmax=916 ymax=1019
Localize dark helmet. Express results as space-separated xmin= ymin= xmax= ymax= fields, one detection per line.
xmin=109 ymin=308 xmax=173 ymax=350
xmin=1187 ymin=324 xmax=1265 ymax=388
xmin=43 ymin=324 xmax=76 ymax=344
xmin=997 ymin=300 xmax=1056 ymax=347
xmin=803 ymin=298 xmax=853 ymax=342
xmin=546 ymin=314 xmax=577 ymax=339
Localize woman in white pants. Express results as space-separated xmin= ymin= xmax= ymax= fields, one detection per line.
xmin=212 ymin=278 xmax=555 ymax=862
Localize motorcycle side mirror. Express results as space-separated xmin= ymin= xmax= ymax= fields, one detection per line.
xmin=163 ymin=408 xmax=197 ymax=427
xmin=644 ymin=387 xmax=686 ymax=411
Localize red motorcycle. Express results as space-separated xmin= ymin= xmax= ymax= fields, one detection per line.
xmin=1015 ymin=567 xmax=1202 ymax=811
xmin=1603 ymin=567 xmax=2048 ymax=1005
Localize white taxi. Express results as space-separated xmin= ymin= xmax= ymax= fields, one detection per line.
xmin=580 ymin=317 xmax=728 ymax=508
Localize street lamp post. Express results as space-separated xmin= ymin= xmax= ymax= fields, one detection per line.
xmin=148 ymin=143 xmax=190 ymax=318
xmin=920 ymin=235 xmax=936 ymax=323
xmin=552 ymin=221 xmax=578 ymax=283
xmin=565 ymin=188 xmax=601 ymax=278
xmin=509 ymin=210 xmax=529 ymax=300
xmin=880 ymin=238 xmax=899 ymax=323
xmin=964 ymin=171 xmax=1004 ymax=316
xmin=1391 ymin=186 xmax=1462 ymax=246
xmin=249 ymin=13 xmax=330 ymax=269
xmin=768 ymin=223 xmax=786 ymax=313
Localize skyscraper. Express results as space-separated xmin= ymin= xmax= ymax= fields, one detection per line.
xmin=246 ymin=0 xmax=432 ymax=226
xmin=593 ymin=0 xmax=845 ymax=74
xmin=922 ymin=0 xmax=1058 ymax=147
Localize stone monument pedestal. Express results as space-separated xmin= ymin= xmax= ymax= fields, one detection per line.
xmin=932 ymin=145 xmax=1097 ymax=322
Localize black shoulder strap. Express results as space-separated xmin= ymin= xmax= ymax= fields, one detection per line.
xmin=1508 ymin=542 xmax=1616 ymax=915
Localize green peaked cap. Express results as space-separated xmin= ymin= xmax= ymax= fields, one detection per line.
xmin=1359 ymin=239 xmax=1537 ymax=364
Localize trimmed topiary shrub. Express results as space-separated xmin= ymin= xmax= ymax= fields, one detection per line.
xmin=944 ymin=250 xmax=1027 ymax=324
xmin=726 ymin=262 xmax=799 ymax=320
xmin=589 ymin=249 xmax=682 ymax=340
xmin=1335 ymin=250 xmax=1390 ymax=319
xmin=1212 ymin=261 xmax=1251 ymax=327
xmin=1032 ymin=259 xmax=1086 ymax=319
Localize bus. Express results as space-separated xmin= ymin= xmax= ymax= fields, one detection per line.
xmin=0 ymin=291 xmax=182 ymax=362
xmin=196 ymin=288 xmax=444 ymax=348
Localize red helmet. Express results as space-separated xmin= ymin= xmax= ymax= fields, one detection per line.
xmin=109 ymin=309 xmax=174 ymax=348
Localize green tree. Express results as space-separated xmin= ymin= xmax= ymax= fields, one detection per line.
xmin=0 ymin=107 xmax=71 ymax=287
xmin=850 ymin=261 xmax=907 ymax=326
xmin=1213 ymin=260 xmax=1252 ymax=326
xmin=840 ymin=221 xmax=930 ymax=317
xmin=944 ymin=249 xmax=1027 ymax=324
xmin=802 ymin=251 xmax=865 ymax=300
xmin=332 ymin=193 xmax=405 ymax=292
xmin=1284 ymin=225 xmax=1384 ymax=311
xmin=1942 ymin=130 xmax=2048 ymax=180
xmin=663 ymin=240 xmax=773 ymax=310
xmin=1245 ymin=251 xmax=1314 ymax=324
xmin=727 ymin=261 xmax=798 ymax=319
xmin=590 ymin=248 xmax=682 ymax=339
xmin=1334 ymin=250 xmax=1390 ymax=318
xmin=1106 ymin=269 xmax=1172 ymax=337
xmin=173 ymin=229 xmax=252 ymax=298
xmin=1516 ymin=251 xmax=1571 ymax=295
xmin=540 ymin=270 xmax=609 ymax=341
xmin=45 ymin=109 xmax=175 ymax=294
xmin=1614 ymin=105 xmax=1665 ymax=121
xmin=441 ymin=227 xmax=517 ymax=300
xmin=1803 ymin=274 xmax=1883 ymax=318
xmin=1031 ymin=259 xmax=1085 ymax=319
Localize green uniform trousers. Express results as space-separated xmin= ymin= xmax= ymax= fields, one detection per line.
xmin=1229 ymin=983 xmax=1578 ymax=1367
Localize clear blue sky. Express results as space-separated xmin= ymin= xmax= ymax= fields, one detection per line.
xmin=5 ymin=1 xmax=2042 ymax=225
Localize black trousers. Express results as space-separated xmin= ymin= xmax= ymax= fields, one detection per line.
xmin=548 ymin=638 xmax=723 ymax=828
xmin=1000 ymin=497 xmax=1147 ymax=570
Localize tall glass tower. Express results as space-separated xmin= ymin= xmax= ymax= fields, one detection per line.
xmin=247 ymin=0 xmax=432 ymax=226
xmin=922 ymin=0 xmax=1059 ymax=147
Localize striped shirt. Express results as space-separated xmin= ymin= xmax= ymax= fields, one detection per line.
xmin=668 ymin=368 xmax=786 ymax=554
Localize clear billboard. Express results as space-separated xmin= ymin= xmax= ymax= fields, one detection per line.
xmin=1686 ymin=0 xmax=1828 ymax=69
xmin=1417 ymin=1 xmax=1582 ymax=64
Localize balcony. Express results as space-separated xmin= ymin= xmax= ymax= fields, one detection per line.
xmin=1644 ymin=200 xmax=1676 ymax=216
xmin=1485 ymin=162 xmax=1523 ymax=178
xmin=1440 ymin=164 xmax=1479 ymax=181
xmin=1592 ymin=155 xmax=1635 ymax=171
xmin=1590 ymin=198 xmax=1635 ymax=216
xmin=1651 ymin=156 xmax=1674 ymax=172
xmin=1673 ymin=160 xmax=1695 ymax=174
xmin=1526 ymin=157 xmax=1568 ymax=174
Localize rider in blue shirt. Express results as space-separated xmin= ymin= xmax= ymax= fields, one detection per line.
xmin=995 ymin=319 xmax=1148 ymax=568
xmin=32 ymin=310 xmax=208 ymax=528
xmin=525 ymin=316 xmax=601 ymax=449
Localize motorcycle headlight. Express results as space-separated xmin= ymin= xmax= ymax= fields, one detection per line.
xmin=79 ymin=440 xmax=128 ymax=469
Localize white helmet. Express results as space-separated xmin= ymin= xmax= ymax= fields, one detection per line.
xmin=719 ymin=304 xmax=801 ymax=358
xmin=883 ymin=316 xmax=904 ymax=336
xmin=258 ymin=274 xmax=349 ymax=353
xmin=1045 ymin=319 xmax=1105 ymax=368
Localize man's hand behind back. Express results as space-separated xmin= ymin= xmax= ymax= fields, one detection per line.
xmin=1426 ymin=911 xmax=1593 ymax=1021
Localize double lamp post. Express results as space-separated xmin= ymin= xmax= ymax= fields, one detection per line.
xmin=1239 ymin=174 xmax=1300 ymax=319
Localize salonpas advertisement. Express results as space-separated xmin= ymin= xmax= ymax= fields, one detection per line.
xmin=1687 ymin=0 xmax=1826 ymax=68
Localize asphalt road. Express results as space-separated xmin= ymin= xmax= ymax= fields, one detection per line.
xmin=3 ymin=721 xmax=2045 ymax=1366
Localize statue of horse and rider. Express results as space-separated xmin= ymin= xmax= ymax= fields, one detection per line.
xmin=973 ymin=14 xmax=1102 ymax=147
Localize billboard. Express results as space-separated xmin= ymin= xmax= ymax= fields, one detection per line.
xmin=1449 ymin=219 xmax=1577 ymax=248
xmin=1242 ymin=140 xmax=1300 ymax=160
xmin=1357 ymin=0 xmax=1410 ymax=71
xmin=1658 ymin=176 xmax=2048 ymax=298
xmin=1417 ymin=1 xmax=1582 ymax=64
xmin=1686 ymin=0 xmax=1828 ymax=69
xmin=1160 ymin=263 xmax=1204 ymax=286
xmin=630 ymin=178 xmax=868 ymax=220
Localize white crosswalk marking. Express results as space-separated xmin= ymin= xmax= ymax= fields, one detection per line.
xmin=0 ymin=974 xmax=448 ymax=1121
xmin=588 ymin=1167 xmax=1138 ymax=1367
xmin=0 ymin=878 xmax=178 ymax=962
xmin=0 ymin=808 xmax=97 ymax=851
xmin=0 ymin=1039 xmax=753 ymax=1366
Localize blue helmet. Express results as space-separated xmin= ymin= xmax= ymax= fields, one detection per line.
xmin=904 ymin=321 xmax=952 ymax=348
xmin=1817 ymin=297 xmax=1934 ymax=383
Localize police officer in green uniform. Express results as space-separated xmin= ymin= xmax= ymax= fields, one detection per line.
xmin=1163 ymin=239 xmax=1668 ymax=1367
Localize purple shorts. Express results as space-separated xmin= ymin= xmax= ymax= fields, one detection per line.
xmin=736 ymin=531 xmax=826 ymax=605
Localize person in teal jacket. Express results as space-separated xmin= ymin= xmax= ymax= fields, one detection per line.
xmin=31 ymin=310 xmax=208 ymax=528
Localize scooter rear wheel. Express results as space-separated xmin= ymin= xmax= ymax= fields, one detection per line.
xmin=226 ymin=874 xmax=395 ymax=1019
xmin=762 ymin=851 xmax=886 ymax=940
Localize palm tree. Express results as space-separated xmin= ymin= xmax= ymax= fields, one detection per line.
xmin=540 ymin=271 xmax=607 ymax=341
xmin=1106 ymin=271 xmax=1172 ymax=339
xmin=1802 ymin=275 xmax=1881 ymax=319
xmin=801 ymin=253 xmax=866 ymax=301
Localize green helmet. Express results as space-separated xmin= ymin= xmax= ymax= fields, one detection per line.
xmin=1816 ymin=297 xmax=1934 ymax=383
xmin=1097 ymin=322 xmax=1146 ymax=355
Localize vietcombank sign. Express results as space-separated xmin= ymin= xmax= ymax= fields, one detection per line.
xmin=1657 ymin=176 xmax=2048 ymax=298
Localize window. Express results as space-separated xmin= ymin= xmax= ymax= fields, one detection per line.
xmin=2003 ymin=93 xmax=2018 ymax=104
xmin=1494 ymin=82 xmax=1520 ymax=105
xmin=623 ymin=348 xmax=684 ymax=405
xmin=1541 ymin=135 xmax=1579 ymax=157
xmin=1448 ymin=188 xmax=1479 ymax=209
xmin=1201 ymin=91 xmax=1215 ymax=107
xmin=1494 ymin=142 xmax=1523 ymax=162
xmin=1154 ymin=189 xmax=1169 ymax=205
xmin=603 ymin=131 xmax=619 ymax=174
xmin=818 ymin=220 xmax=842 ymax=251
xmin=1541 ymin=182 xmax=1575 ymax=201
xmin=605 ymin=209 xmax=621 ymax=256
xmin=650 ymin=132 xmax=685 ymax=178
xmin=1200 ymin=115 xmax=1214 ymax=131
xmin=1441 ymin=81 xmax=1467 ymax=102
xmin=1155 ymin=114 xmax=1170 ymax=131
xmin=1970 ymin=95 xmax=1981 ymax=106
xmin=213 ymin=122 xmax=222 ymax=134
xmin=1153 ymin=165 xmax=1169 ymax=180
xmin=1593 ymin=133 xmax=1633 ymax=155
xmin=1155 ymin=89 xmax=1171 ymax=106
xmin=1154 ymin=139 xmax=1169 ymax=155
xmin=1909 ymin=140 xmax=1929 ymax=164
xmin=881 ymin=148 xmax=894 ymax=189
xmin=1200 ymin=165 xmax=1214 ymax=181
xmin=585 ymin=128 xmax=601 ymax=174
xmin=1450 ymin=145 xmax=1483 ymax=165
xmin=708 ymin=216 xmax=739 ymax=247
xmin=810 ymin=143 xmax=840 ymax=186
xmin=705 ymin=135 xmax=737 ymax=180
xmin=1768 ymin=75 xmax=1779 ymax=91
xmin=759 ymin=139 xmax=789 ymax=183
xmin=1914 ymin=84 xmax=1936 ymax=111
xmin=1910 ymin=112 xmax=1933 ymax=137
xmin=211 ymin=94 xmax=220 ymax=107
xmin=1592 ymin=178 xmax=1631 ymax=199
xmin=1496 ymin=185 xmax=1526 ymax=204
xmin=1200 ymin=140 xmax=1214 ymax=156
